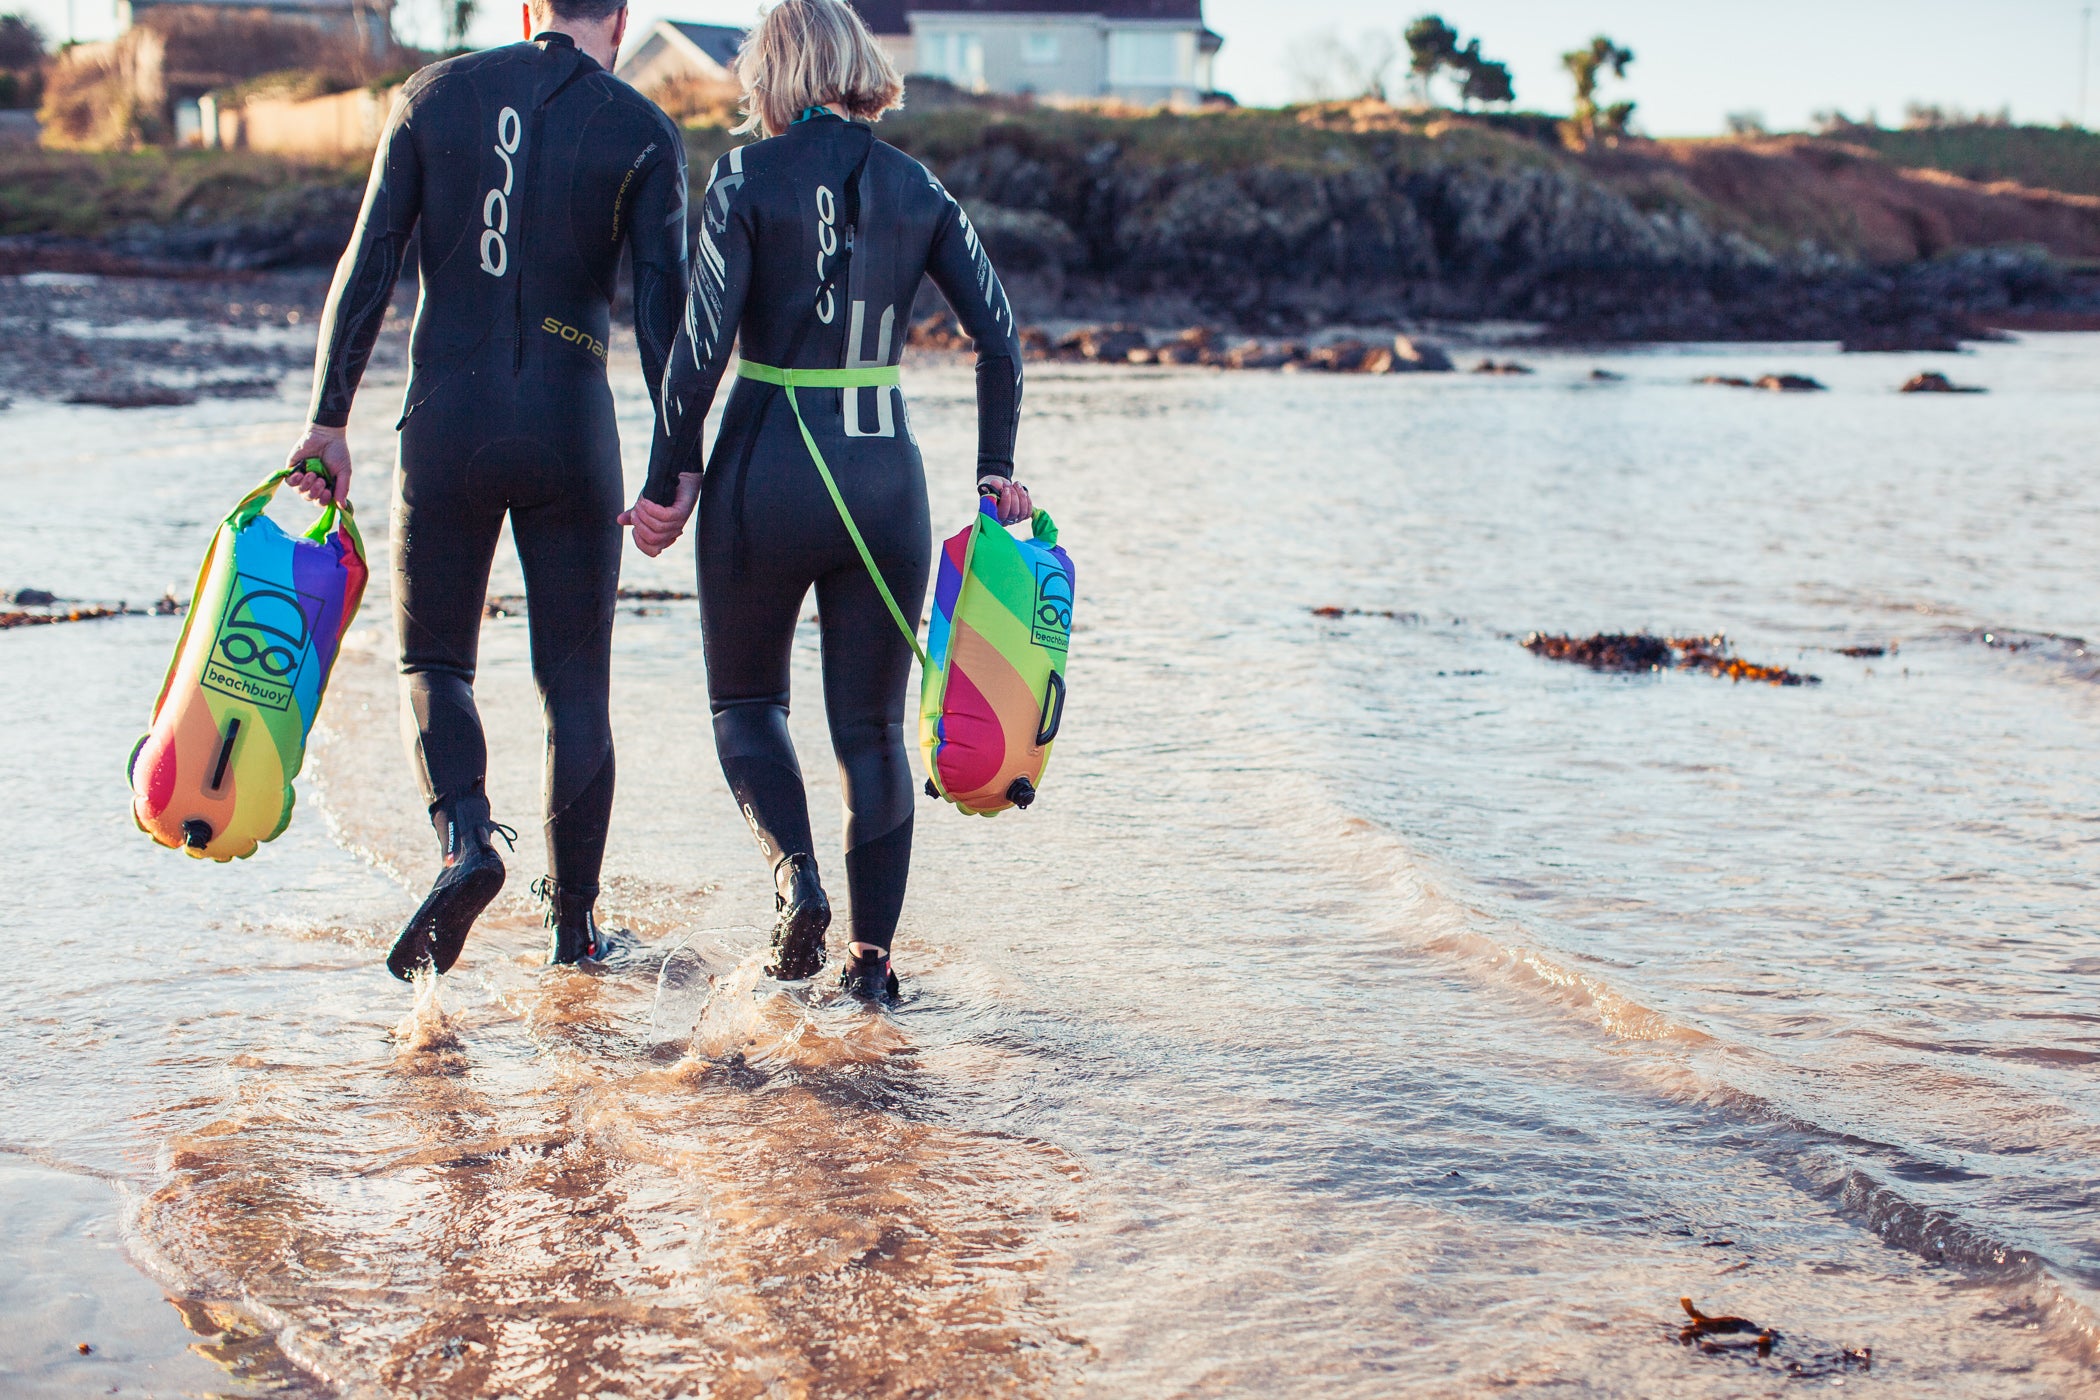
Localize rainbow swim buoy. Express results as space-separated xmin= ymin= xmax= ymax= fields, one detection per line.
xmin=920 ymin=501 xmax=1073 ymax=816
xmin=129 ymin=464 xmax=368 ymax=860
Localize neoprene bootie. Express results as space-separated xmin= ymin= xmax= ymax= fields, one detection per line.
xmin=536 ymin=879 xmax=628 ymax=966
xmin=837 ymin=943 xmax=900 ymax=1003
xmin=388 ymin=796 xmax=513 ymax=981
xmin=765 ymin=853 xmax=831 ymax=980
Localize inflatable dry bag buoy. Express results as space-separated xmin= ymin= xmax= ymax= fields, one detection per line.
xmin=129 ymin=462 xmax=368 ymax=860
xmin=735 ymin=361 xmax=1076 ymax=819
xmin=920 ymin=500 xmax=1073 ymax=816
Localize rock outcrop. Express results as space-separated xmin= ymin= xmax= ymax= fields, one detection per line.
xmin=914 ymin=114 xmax=2099 ymax=343
xmin=1899 ymin=371 xmax=1985 ymax=393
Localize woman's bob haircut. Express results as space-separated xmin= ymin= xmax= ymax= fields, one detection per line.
xmin=734 ymin=0 xmax=905 ymax=138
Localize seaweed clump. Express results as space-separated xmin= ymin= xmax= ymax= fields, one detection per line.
xmin=0 ymin=585 xmax=177 ymax=629
xmin=1676 ymin=1297 xmax=1873 ymax=1378
xmin=1671 ymin=634 xmax=1820 ymax=685
xmin=0 ymin=603 xmax=125 ymax=630
xmin=1678 ymin=1297 xmax=1778 ymax=1356
xmin=1522 ymin=632 xmax=1820 ymax=686
xmin=1521 ymin=632 xmax=1672 ymax=671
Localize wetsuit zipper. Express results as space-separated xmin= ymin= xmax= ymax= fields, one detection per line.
xmin=515 ymin=105 xmax=543 ymax=372
xmin=729 ymin=126 xmax=875 ymax=574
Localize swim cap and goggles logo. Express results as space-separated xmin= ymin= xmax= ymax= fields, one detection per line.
xmin=480 ymin=106 xmax=523 ymax=278
xmin=201 ymin=574 xmax=323 ymax=711
xmin=1031 ymin=564 xmax=1072 ymax=649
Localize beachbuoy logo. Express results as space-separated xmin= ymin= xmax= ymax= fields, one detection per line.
xmin=481 ymin=107 xmax=522 ymax=278
xmin=1031 ymin=563 xmax=1072 ymax=650
xmin=202 ymin=574 xmax=322 ymax=711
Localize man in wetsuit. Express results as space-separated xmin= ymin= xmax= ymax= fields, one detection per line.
xmin=621 ymin=0 xmax=1027 ymax=1000
xmin=283 ymin=0 xmax=687 ymax=978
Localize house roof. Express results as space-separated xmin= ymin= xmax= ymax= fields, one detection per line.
xmin=663 ymin=20 xmax=744 ymax=69
xmin=848 ymin=0 xmax=1204 ymax=36
xmin=130 ymin=0 xmax=370 ymax=13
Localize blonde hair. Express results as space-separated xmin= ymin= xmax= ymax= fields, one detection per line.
xmin=734 ymin=0 xmax=904 ymax=138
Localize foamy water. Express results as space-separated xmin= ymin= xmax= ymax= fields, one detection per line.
xmin=2 ymin=323 xmax=2096 ymax=1396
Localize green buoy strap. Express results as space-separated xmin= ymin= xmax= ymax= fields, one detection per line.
xmin=737 ymin=359 xmax=929 ymax=669
xmin=737 ymin=361 xmax=901 ymax=389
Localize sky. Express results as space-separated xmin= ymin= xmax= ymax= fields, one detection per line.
xmin=16 ymin=0 xmax=2099 ymax=136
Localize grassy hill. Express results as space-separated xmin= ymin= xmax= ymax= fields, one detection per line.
xmin=1819 ymin=123 xmax=2100 ymax=199
xmin=0 ymin=145 xmax=362 ymax=240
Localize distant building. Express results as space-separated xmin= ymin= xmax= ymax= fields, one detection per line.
xmin=848 ymin=1 xmax=1221 ymax=108
xmin=117 ymin=0 xmax=392 ymax=58
xmin=616 ymin=20 xmax=745 ymax=93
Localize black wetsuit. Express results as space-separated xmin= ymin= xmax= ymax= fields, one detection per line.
xmin=308 ymin=33 xmax=687 ymax=894
xmin=645 ymin=111 xmax=1022 ymax=954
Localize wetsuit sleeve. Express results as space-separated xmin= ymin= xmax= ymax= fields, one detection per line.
xmin=307 ymin=88 xmax=420 ymax=428
xmin=924 ymin=194 xmax=1024 ymax=480
xmin=644 ymin=150 xmax=753 ymax=505
xmin=626 ymin=119 xmax=688 ymax=432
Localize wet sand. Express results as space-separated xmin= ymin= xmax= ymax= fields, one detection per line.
xmin=0 ymin=1154 xmax=317 ymax=1396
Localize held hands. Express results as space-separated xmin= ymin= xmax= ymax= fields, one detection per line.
xmin=285 ymin=423 xmax=352 ymax=505
xmin=980 ymin=476 xmax=1033 ymax=526
xmin=619 ymin=472 xmax=701 ymax=557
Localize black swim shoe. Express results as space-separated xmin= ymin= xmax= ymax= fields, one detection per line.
xmin=838 ymin=944 xmax=900 ymax=1003
xmin=764 ymin=853 xmax=831 ymax=980
xmin=388 ymin=799 xmax=514 ymax=982
xmin=536 ymin=879 xmax=634 ymax=967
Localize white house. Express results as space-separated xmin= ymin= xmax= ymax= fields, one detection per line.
xmin=849 ymin=0 xmax=1221 ymax=108
xmin=616 ymin=20 xmax=745 ymax=93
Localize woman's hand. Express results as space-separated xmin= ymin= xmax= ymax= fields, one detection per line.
xmin=285 ymin=423 xmax=351 ymax=505
xmin=980 ymin=475 xmax=1033 ymax=526
xmin=619 ymin=472 xmax=702 ymax=557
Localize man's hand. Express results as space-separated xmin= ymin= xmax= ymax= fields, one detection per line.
xmin=980 ymin=476 xmax=1033 ymax=527
xmin=619 ymin=472 xmax=701 ymax=557
xmin=285 ymin=423 xmax=352 ymax=505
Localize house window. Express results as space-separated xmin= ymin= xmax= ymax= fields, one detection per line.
xmin=1107 ymin=29 xmax=1186 ymax=86
xmin=919 ymin=31 xmax=986 ymax=91
xmin=1022 ymin=31 xmax=1059 ymax=65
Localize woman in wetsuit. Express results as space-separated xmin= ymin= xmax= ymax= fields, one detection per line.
xmin=622 ymin=0 xmax=1030 ymax=1001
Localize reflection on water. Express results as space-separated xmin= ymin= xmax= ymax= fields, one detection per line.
xmin=2 ymin=333 xmax=2097 ymax=1396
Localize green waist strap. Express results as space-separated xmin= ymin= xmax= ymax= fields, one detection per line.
xmin=736 ymin=360 xmax=901 ymax=389
xmin=735 ymin=358 xmax=929 ymax=670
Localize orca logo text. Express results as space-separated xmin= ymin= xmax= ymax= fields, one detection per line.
xmin=481 ymin=106 xmax=522 ymax=277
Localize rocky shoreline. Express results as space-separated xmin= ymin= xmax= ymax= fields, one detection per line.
xmin=0 ymin=266 xmax=2034 ymax=412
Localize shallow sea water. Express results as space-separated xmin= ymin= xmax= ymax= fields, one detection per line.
xmin=1 ymin=324 xmax=2096 ymax=1397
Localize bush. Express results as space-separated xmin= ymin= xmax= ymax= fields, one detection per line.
xmin=0 ymin=12 xmax=43 ymax=68
xmin=39 ymin=44 xmax=138 ymax=149
xmin=650 ymin=74 xmax=740 ymax=127
xmin=0 ymin=68 xmax=42 ymax=110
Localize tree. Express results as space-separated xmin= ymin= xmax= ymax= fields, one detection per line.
xmin=1458 ymin=46 xmax=1514 ymax=108
xmin=1724 ymin=110 xmax=1767 ymax=137
xmin=445 ymin=0 xmax=476 ymax=51
xmin=1404 ymin=15 xmax=1513 ymax=110
xmin=1403 ymin=15 xmax=1458 ymax=106
xmin=0 ymin=12 xmax=45 ymax=68
xmin=1286 ymin=28 xmax=1396 ymax=102
xmin=1563 ymin=35 xmax=1634 ymax=145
